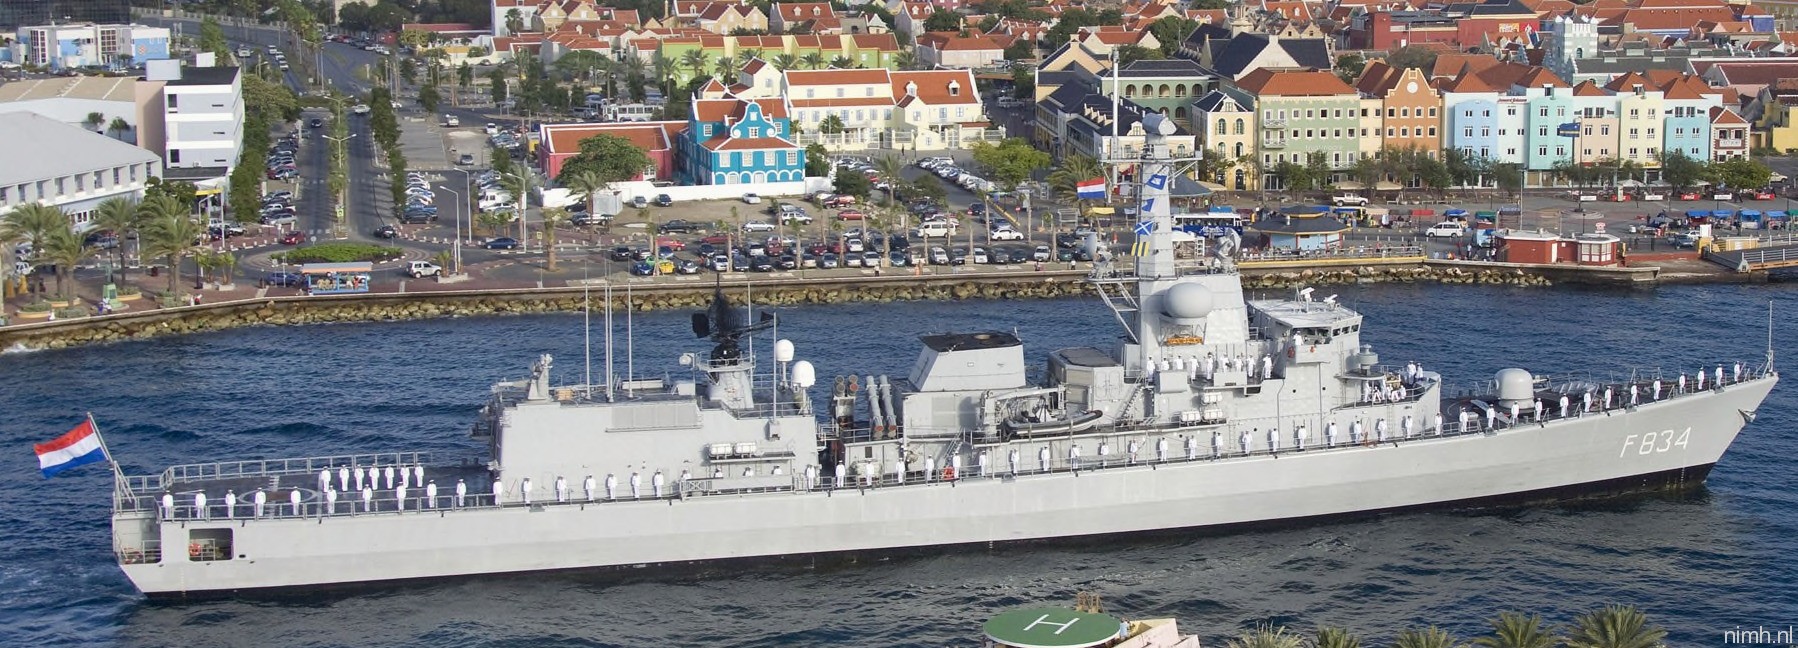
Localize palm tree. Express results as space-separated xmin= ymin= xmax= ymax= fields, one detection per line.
xmin=800 ymin=52 xmax=826 ymax=70
xmin=1563 ymin=605 xmax=1666 ymax=648
xmin=563 ymin=169 xmax=608 ymax=217
xmin=1392 ymin=627 xmax=1464 ymax=648
xmin=1226 ymin=624 xmax=1305 ymax=648
xmin=1473 ymin=612 xmax=1557 ymax=648
xmin=894 ymin=50 xmax=917 ymax=70
xmin=1048 ymin=153 xmax=1105 ymax=214
xmin=875 ymin=154 xmax=906 ymax=206
xmin=137 ymin=194 xmax=203 ymax=296
xmin=650 ymin=53 xmax=676 ymax=93
xmin=1312 ymin=627 xmax=1362 ymax=648
xmin=712 ymin=54 xmax=738 ymax=82
xmin=539 ymin=207 xmax=570 ymax=271
xmin=35 ymin=223 xmax=88 ymax=301
xmin=678 ymin=49 xmax=710 ymax=84
xmin=772 ymin=53 xmax=798 ymax=71
xmin=85 ymin=112 xmax=105 ymax=132
xmin=828 ymin=55 xmax=853 ymax=69
xmin=90 ymin=197 xmax=142 ymax=285
xmin=501 ymin=171 xmax=535 ymax=244
xmin=107 ymin=117 xmax=131 ymax=142
xmin=2 ymin=203 xmax=69 ymax=257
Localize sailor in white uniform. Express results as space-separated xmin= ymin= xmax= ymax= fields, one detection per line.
xmin=425 ymin=481 xmax=438 ymax=508
xmin=1325 ymin=422 xmax=1338 ymax=447
xmin=653 ymin=471 xmax=666 ymax=497
xmin=1735 ymin=362 xmax=1744 ymax=382
xmin=521 ymin=477 xmax=534 ymax=505
xmin=1155 ymin=437 xmax=1169 ymax=462
xmin=1038 ymin=446 xmax=1051 ymax=472
xmin=1239 ymin=429 xmax=1253 ymax=456
xmin=383 ymin=465 xmax=395 ymax=490
xmin=397 ymin=465 xmax=408 ymax=490
xmin=605 ymin=473 xmax=617 ymax=500
xmin=583 ymin=475 xmax=596 ymax=501
xmin=413 ymin=465 xmax=425 ymax=489
xmin=1603 ymin=387 xmax=1613 ymax=409
xmin=395 ymin=484 xmax=407 ymax=511
xmin=1652 ymin=379 xmax=1662 ymax=400
xmin=224 ymin=490 xmax=237 ymax=518
xmin=1126 ymin=440 xmax=1140 ymax=464
xmin=1716 ymin=365 xmax=1725 ymax=387
xmin=629 ymin=472 xmax=642 ymax=499
xmin=338 ymin=466 xmax=350 ymax=492
xmin=977 ymin=451 xmax=990 ymax=477
xmin=491 ymin=478 xmax=504 ymax=506
xmin=1008 ymin=449 xmax=1020 ymax=474
xmin=194 ymin=492 xmax=208 ymax=520
xmin=252 ymin=489 xmax=266 ymax=517
xmin=1211 ymin=431 xmax=1223 ymax=458
xmin=290 ymin=488 xmax=302 ymax=516
xmin=318 ymin=469 xmax=331 ymax=494
xmin=362 ymin=485 xmax=374 ymax=512
xmin=835 ymin=462 xmax=847 ymax=486
xmin=1696 ymin=370 xmax=1706 ymax=391
xmin=804 ymin=465 xmax=817 ymax=489
xmin=1434 ymin=412 xmax=1443 ymax=435
xmin=1405 ymin=362 xmax=1417 ymax=385
xmin=353 ymin=465 xmax=366 ymax=491
xmin=1184 ymin=435 xmax=1198 ymax=460
xmin=1582 ymin=391 xmax=1593 ymax=414
xmin=161 ymin=492 xmax=175 ymax=520
xmin=455 ymin=479 xmax=467 ymax=507
xmin=1487 ymin=407 xmax=1497 ymax=431
xmin=1261 ymin=355 xmax=1273 ymax=380
xmin=325 ymin=488 xmax=338 ymax=514
xmin=924 ymin=456 xmax=937 ymax=480
xmin=1401 ymin=415 xmax=1413 ymax=439
xmin=1533 ymin=399 xmax=1543 ymax=420
xmin=1374 ymin=418 xmax=1387 ymax=443
xmin=1559 ymin=395 xmax=1570 ymax=418
xmin=1267 ymin=427 xmax=1280 ymax=453
xmin=1677 ymin=374 xmax=1687 ymax=394
xmin=1509 ymin=403 xmax=1519 ymax=427
xmin=1068 ymin=445 xmax=1081 ymax=469
xmin=554 ymin=475 xmax=568 ymax=502
xmin=1631 ymin=384 xmax=1641 ymax=405
xmin=1349 ymin=420 xmax=1363 ymax=444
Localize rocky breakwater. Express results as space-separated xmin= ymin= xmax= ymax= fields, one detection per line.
xmin=0 ymin=275 xmax=1098 ymax=351
xmin=1240 ymin=264 xmax=1553 ymax=289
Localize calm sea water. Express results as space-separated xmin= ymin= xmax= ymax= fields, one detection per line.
xmin=2 ymin=283 xmax=1795 ymax=647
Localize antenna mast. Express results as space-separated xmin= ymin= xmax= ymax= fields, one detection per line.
xmin=1768 ymin=299 xmax=1775 ymax=372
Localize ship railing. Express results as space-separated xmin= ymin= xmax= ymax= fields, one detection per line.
xmin=1441 ymin=361 xmax=1773 ymax=403
xmin=117 ymin=452 xmax=436 ymax=512
xmin=115 ymin=539 xmax=162 ymax=565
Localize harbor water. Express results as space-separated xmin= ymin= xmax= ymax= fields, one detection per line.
xmin=1 ymin=283 xmax=1794 ymax=646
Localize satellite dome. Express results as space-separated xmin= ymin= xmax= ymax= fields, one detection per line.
xmin=774 ymin=339 xmax=795 ymax=362
xmin=791 ymin=361 xmax=816 ymax=388
xmin=1160 ymin=282 xmax=1215 ymax=324
xmin=1496 ymin=368 xmax=1534 ymax=402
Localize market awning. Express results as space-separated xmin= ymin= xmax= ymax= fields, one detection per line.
xmin=1335 ymin=181 xmax=1366 ymax=190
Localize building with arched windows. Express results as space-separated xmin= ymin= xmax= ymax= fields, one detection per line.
xmin=1193 ymin=88 xmax=1259 ymax=191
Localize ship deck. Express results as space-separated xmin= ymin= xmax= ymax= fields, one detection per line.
xmin=117 ymin=452 xmax=497 ymax=520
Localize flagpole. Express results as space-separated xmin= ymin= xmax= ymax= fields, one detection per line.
xmin=86 ymin=412 xmax=134 ymax=509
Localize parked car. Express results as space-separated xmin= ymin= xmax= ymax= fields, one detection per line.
xmin=280 ymin=230 xmax=306 ymax=245
xmin=655 ymin=194 xmax=673 ymax=206
xmin=406 ymin=261 xmax=441 ymax=278
xmin=989 ymin=226 xmax=1024 ymax=241
xmin=659 ymin=219 xmax=700 ymax=234
xmin=485 ymin=237 xmax=522 ymax=250
xmin=1032 ymin=245 xmax=1052 ymax=262
xmin=374 ymin=225 xmax=399 ymax=239
xmin=742 ymin=193 xmax=762 ymax=204
xmin=264 ymin=271 xmax=306 ymax=288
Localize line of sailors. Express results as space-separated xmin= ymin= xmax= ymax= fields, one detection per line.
xmin=1451 ymin=362 xmax=1752 ymax=433
xmin=1147 ymin=352 xmax=1277 ymax=384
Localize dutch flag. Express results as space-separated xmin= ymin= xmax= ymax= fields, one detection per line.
xmin=34 ymin=418 xmax=105 ymax=478
xmin=1076 ymin=178 xmax=1106 ymax=200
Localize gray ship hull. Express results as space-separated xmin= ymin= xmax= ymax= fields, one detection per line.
xmin=118 ymin=376 xmax=1773 ymax=597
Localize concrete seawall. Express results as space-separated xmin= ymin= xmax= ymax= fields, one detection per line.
xmin=0 ymin=262 xmax=1631 ymax=351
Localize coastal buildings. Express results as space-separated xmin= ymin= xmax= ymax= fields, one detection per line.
xmin=0 ymin=76 xmax=140 ymax=142
xmin=1236 ymin=68 xmax=1361 ymax=189
xmin=0 ymin=111 xmax=161 ymax=232
xmin=678 ymin=95 xmax=805 ymax=185
xmin=1193 ymin=88 xmax=1260 ymax=190
xmin=135 ymin=59 xmax=243 ymax=183
xmin=732 ymin=67 xmax=991 ymax=150
xmin=538 ymin=121 xmax=684 ymax=180
xmin=655 ymin=33 xmax=901 ymax=86
xmin=13 ymin=23 xmax=169 ymax=70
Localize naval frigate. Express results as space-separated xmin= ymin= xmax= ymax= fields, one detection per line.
xmin=105 ymin=114 xmax=1776 ymax=597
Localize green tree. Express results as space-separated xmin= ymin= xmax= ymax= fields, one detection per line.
xmin=1335 ymin=54 xmax=1366 ymax=84
xmin=1493 ymin=162 xmax=1524 ymax=195
xmin=539 ymin=207 xmax=570 ymax=271
xmin=819 ymin=114 xmax=847 ymax=134
xmin=419 ymin=83 xmax=442 ymax=112
xmin=90 ymin=197 xmax=143 ymax=285
xmin=228 ymin=163 xmax=263 ymax=225
xmin=1386 ymin=45 xmax=1438 ymax=71
xmin=1003 ymin=39 xmax=1034 ymax=61
xmin=144 ymin=177 xmax=199 ymax=207
xmin=1303 ymin=151 xmax=1332 ymax=191
xmin=1011 ymin=65 xmax=1035 ymax=99
xmin=804 ymin=143 xmax=831 ymax=177
xmin=84 ymin=112 xmax=105 ymax=132
xmin=1562 ymin=605 xmax=1666 ymax=648
xmin=834 ymin=171 xmax=872 ymax=198
xmin=506 ymin=8 xmax=525 ymax=34
xmin=1473 ymin=612 xmax=1558 ymax=648
xmin=1048 ymin=153 xmax=1104 ymax=211
xmin=1273 ymin=160 xmax=1310 ymax=192
xmin=107 ymin=116 xmax=131 ymax=141
xmin=1312 ymin=627 xmax=1362 ymax=648
xmin=400 ymin=58 xmax=419 ymax=85
xmin=1711 ymin=157 xmax=1771 ymax=190
xmin=969 ymin=138 xmax=1051 ymax=190
xmin=199 ymin=17 xmax=229 ymax=60
xmin=138 ymin=195 xmax=204 ymax=296
xmin=1657 ymin=150 xmax=1704 ymax=191
xmin=458 ymin=62 xmax=474 ymax=90
xmin=36 ymin=222 xmax=88 ymax=301
xmin=557 ymin=133 xmax=654 ymax=185
xmin=488 ymin=68 xmax=509 ymax=104
xmin=679 ymin=49 xmax=711 ymax=83
xmin=773 ymin=53 xmax=799 ymax=71
xmin=712 ymin=54 xmax=739 ymax=82
xmin=1392 ymin=627 xmax=1463 ymax=648
xmin=1114 ymin=44 xmax=1162 ymax=66
xmin=801 ymin=52 xmax=826 ymax=70
xmin=562 ymin=170 xmax=609 ymax=219
xmin=1148 ymin=16 xmax=1199 ymax=57
xmin=2 ymin=203 xmax=67 ymax=262
xmin=1225 ymin=624 xmax=1305 ymax=648
xmin=925 ymin=10 xmax=963 ymax=32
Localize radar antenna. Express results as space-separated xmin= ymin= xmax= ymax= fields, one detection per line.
xmin=691 ymin=288 xmax=777 ymax=365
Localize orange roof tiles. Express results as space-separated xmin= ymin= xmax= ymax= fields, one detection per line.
xmin=1710 ymin=105 xmax=1748 ymax=124
xmin=542 ymin=122 xmax=677 ymax=154
xmin=891 ymin=69 xmax=980 ymax=104
xmin=785 ymin=69 xmax=892 ymax=85
xmin=1237 ymin=68 xmax=1356 ymax=96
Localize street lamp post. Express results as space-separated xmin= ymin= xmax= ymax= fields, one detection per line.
xmin=441 ymin=168 xmax=471 ymax=275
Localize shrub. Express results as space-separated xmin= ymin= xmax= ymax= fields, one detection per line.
xmin=116 ymin=285 xmax=141 ymax=296
xmin=275 ymin=242 xmax=404 ymax=264
xmin=19 ymin=300 xmax=50 ymax=313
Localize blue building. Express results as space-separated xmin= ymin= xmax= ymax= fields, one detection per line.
xmin=679 ymin=94 xmax=806 ymax=185
xmin=18 ymin=23 xmax=169 ymax=70
xmin=1447 ymin=97 xmax=1498 ymax=160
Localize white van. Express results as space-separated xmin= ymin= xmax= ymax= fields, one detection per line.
xmin=1424 ymin=222 xmax=1468 ymax=238
xmin=913 ymin=221 xmax=955 ymax=238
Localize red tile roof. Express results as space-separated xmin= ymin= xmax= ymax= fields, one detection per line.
xmin=1237 ymin=69 xmax=1356 ymax=96
xmin=891 ymin=69 xmax=980 ymax=104
xmin=542 ymin=122 xmax=680 ymax=154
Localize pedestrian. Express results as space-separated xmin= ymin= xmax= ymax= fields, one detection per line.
xmin=521 ymin=477 xmax=533 ymax=505
xmin=290 ymin=488 xmax=303 ymax=516
xmin=425 ymin=481 xmax=437 ymax=508
xmin=630 ymin=472 xmax=642 ymax=499
xmin=395 ymin=484 xmax=407 ymax=511
xmin=491 ymin=478 xmax=505 ymax=506
xmin=555 ymin=475 xmax=568 ymax=502
xmin=362 ymin=485 xmax=374 ymax=512
xmin=455 ymin=478 xmax=467 ymax=507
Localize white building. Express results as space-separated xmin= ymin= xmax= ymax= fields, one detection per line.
xmin=0 ymin=112 xmax=162 ymax=231
xmin=136 ymin=58 xmax=242 ymax=179
xmin=16 ymin=23 xmax=171 ymax=70
xmin=734 ymin=67 xmax=993 ymax=150
xmin=0 ymin=75 xmax=140 ymax=142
